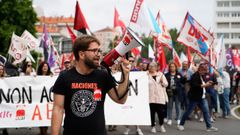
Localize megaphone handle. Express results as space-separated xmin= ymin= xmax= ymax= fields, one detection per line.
xmin=106 ymin=64 xmax=129 ymax=100
xmin=125 ymin=52 xmax=129 ymax=60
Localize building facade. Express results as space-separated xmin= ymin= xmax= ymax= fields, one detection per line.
xmin=35 ymin=16 xmax=76 ymax=54
xmin=94 ymin=27 xmax=120 ymax=53
xmin=214 ymin=0 xmax=240 ymax=49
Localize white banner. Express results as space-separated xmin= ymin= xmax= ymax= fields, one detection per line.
xmin=0 ymin=72 xmax=150 ymax=128
xmin=105 ymin=72 xmax=150 ymax=125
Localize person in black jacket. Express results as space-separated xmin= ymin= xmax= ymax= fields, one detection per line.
xmin=178 ymin=63 xmax=218 ymax=132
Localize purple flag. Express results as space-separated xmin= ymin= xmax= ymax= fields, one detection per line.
xmin=48 ymin=45 xmax=55 ymax=67
xmin=39 ymin=24 xmax=49 ymax=61
xmin=226 ymin=48 xmax=235 ymax=75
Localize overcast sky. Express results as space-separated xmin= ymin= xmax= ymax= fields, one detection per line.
xmin=33 ymin=0 xmax=215 ymax=32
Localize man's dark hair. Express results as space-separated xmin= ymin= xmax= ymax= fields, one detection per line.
xmin=73 ymin=35 xmax=100 ymax=61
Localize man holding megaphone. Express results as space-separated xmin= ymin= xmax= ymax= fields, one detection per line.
xmin=51 ymin=34 xmax=134 ymax=135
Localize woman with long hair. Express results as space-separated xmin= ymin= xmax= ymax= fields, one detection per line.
xmin=20 ymin=61 xmax=36 ymax=76
xmin=37 ymin=62 xmax=52 ymax=135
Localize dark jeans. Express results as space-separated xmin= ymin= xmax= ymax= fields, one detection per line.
xmin=207 ymin=88 xmax=218 ymax=112
xmin=167 ymin=95 xmax=181 ymax=120
xmin=149 ymin=103 xmax=165 ymax=126
xmin=180 ymin=98 xmax=212 ymax=128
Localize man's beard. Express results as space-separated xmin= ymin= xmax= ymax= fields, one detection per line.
xmin=84 ymin=57 xmax=99 ymax=69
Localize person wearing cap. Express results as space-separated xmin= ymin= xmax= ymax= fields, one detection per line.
xmin=64 ymin=60 xmax=72 ymax=71
xmin=178 ymin=63 xmax=218 ymax=132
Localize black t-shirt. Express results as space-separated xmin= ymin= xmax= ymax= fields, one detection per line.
xmin=52 ymin=67 xmax=116 ymax=135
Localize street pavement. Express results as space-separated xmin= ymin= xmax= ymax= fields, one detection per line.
xmin=1 ymin=106 xmax=240 ymax=135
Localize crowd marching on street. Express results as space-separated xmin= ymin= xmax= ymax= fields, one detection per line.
xmin=1 ymin=0 xmax=240 ymax=135
xmin=1 ymin=51 xmax=240 ymax=135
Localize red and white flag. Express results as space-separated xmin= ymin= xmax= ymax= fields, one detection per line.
xmin=177 ymin=12 xmax=214 ymax=56
xmin=154 ymin=11 xmax=173 ymax=50
xmin=130 ymin=0 xmax=161 ymax=33
xmin=114 ymin=7 xmax=126 ymax=34
xmin=21 ymin=30 xmax=39 ymax=51
xmin=8 ymin=33 xmax=28 ymax=64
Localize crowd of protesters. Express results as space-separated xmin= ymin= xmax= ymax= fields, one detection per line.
xmin=108 ymin=55 xmax=240 ymax=134
xmin=1 ymin=53 xmax=240 ymax=135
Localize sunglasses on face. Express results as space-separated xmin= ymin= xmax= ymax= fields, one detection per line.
xmin=27 ymin=64 xmax=32 ymax=67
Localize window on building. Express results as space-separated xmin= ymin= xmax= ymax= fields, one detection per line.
xmin=232 ymin=12 xmax=240 ymax=17
xmin=217 ymin=22 xmax=230 ymax=28
xmin=217 ymin=1 xmax=230 ymax=7
xmin=62 ymin=39 xmax=73 ymax=53
xmin=232 ymin=1 xmax=240 ymax=7
xmin=232 ymin=22 xmax=240 ymax=28
xmin=232 ymin=33 xmax=240 ymax=39
xmin=217 ymin=33 xmax=230 ymax=39
xmin=217 ymin=12 xmax=230 ymax=17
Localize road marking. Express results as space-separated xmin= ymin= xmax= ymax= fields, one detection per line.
xmin=231 ymin=105 xmax=240 ymax=120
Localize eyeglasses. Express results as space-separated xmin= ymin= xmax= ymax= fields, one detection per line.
xmin=27 ymin=64 xmax=32 ymax=67
xmin=85 ymin=48 xmax=103 ymax=55
xmin=129 ymin=60 xmax=134 ymax=62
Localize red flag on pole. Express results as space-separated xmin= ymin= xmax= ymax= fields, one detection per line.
xmin=66 ymin=23 xmax=76 ymax=44
xmin=61 ymin=53 xmax=66 ymax=70
xmin=173 ymin=48 xmax=182 ymax=68
xmin=66 ymin=24 xmax=76 ymax=61
xmin=74 ymin=1 xmax=91 ymax=35
xmin=155 ymin=40 xmax=167 ymax=72
xmin=186 ymin=46 xmax=192 ymax=65
xmin=114 ymin=7 xmax=126 ymax=34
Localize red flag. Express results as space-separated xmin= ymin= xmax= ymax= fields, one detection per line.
xmin=173 ymin=49 xmax=182 ymax=68
xmin=131 ymin=48 xmax=141 ymax=57
xmin=114 ymin=7 xmax=126 ymax=34
xmin=74 ymin=1 xmax=90 ymax=35
xmin=66 ymin=24 xmax=76 ymax=44
xmin=233 ymin=49 xmax=240 ymax=67
xmin=61 ymin=53 xmax=66 ymax=70
xmin=66 ymin=23 xmax=76 ymax=61
xmin=156 ymin=42 xmax=167 ymax=72
xmin=186 ymin=46 xmax=192 ymax=64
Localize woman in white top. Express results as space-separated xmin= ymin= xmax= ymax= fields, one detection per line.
xmin=148 ymin=62 xmax=168 ymax=133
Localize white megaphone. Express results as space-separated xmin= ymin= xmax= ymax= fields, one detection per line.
xmin=101 ymin=27 xmax=144 ymax=68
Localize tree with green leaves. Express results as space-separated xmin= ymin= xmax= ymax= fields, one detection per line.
xmin=0 ymin=0 xmax=38 ymax=56
xmin=139 ymin=28 xmax=185 ymax=63
xmin=169 ymin=28 xmax=186 ymax=54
